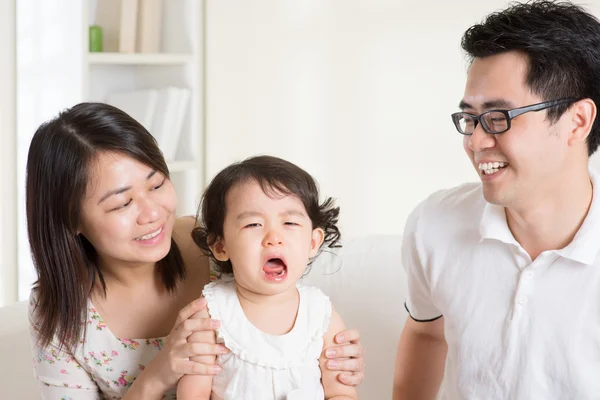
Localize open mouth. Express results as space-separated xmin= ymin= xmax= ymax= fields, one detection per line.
xmin=479 ymin=162 xmax=508 ymax=176
xmin=263 ymin=258 xmax=287 ymax=280
xmin=134 ymin=226 xmax=163 ymax=241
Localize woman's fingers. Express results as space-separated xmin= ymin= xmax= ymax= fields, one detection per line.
xmin=185 ymin=342 xmax=230 ymax=358
xmin=177 ymin=317 xmax=220 ymax=338
xmin=337 ymin=371 xmax=364 ymax=387
xmin=325 ymin=356 xmax=364 ymax=372
xmin=334 ymin=328 xmax=360 ymax=345
xmin=179 ymin=360 xmax=223 ymax=375
xmin=173 ymin=297 xmax=208 ymax=329
xmin=325 ymin=343 xmax=364 ymax=359
xmin=167 ymin=341 xmax=228 ymax=369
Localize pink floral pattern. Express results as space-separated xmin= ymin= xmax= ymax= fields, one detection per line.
xmin=30 ymin=296 xmax=176 ymax=399
xmin=118 ymin=338 xmax=140 ymax=350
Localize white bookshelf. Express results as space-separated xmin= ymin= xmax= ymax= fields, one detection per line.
xmin=168 ymin=160 xmax=199 ymax=173
xmin=83 ymin=0 xmax=204 ymax=217
xmin=14 ymin=0 xmax=204 ymax=301
xmin=87 ymin=52 xmax=193 ymax=65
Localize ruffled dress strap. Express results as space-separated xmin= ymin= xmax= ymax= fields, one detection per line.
xmin=202 ymin=281 xmax=332 ymax=369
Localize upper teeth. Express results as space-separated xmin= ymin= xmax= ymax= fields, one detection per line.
xmin=136 ymin=227 xmax=162 ymax=241
xmin=479 ymin=162 xmax=506 ymax=171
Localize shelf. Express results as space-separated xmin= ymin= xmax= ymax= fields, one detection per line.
xmin=87 ymin=52 xmax=193 ymax=65
xmin=83 ymin=0 xmax=204 ymax=217
xmin=168 ymin=160 xmax=199 ymax=172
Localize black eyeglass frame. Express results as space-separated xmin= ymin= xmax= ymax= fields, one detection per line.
xmin=451 ymin=98 xmax=578 ymax=135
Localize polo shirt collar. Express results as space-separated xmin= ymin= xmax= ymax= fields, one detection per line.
xmin=479 ymin=168 xmax=600 ymax=265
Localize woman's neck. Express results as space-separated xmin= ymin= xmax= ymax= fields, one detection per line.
xmin=96 ymin=257 xmax=160 ymax=292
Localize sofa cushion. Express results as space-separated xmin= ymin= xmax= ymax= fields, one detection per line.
xmin=0 ymin=299 xmax=39 ymax=399
xmin=302 ymin=234 xmax=407 ymax=399
xmin=0 ymin=234 xmax=407 ymax=399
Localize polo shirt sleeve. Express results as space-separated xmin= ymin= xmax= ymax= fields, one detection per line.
xmin=402 ymin=204 xmax=443 ymax=322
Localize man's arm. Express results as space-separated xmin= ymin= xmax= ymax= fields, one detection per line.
xmin=392 ymin=316 xmax=447 ymax=400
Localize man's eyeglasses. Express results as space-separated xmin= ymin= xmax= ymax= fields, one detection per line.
xmin=451 ymin=98 xmax=578 ymax=135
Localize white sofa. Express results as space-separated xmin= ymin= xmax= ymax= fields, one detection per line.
xmin=0 ymin=235 xmax=408 ymax=399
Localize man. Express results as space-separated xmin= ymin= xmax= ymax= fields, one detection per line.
xmin=393 ymin=1 xmax=600 ymax=399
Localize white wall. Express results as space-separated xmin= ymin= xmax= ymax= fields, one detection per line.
xmin=0 ymin=0 xmax=17 ymax=307
xmin=205 ymin=0 xmax=600 ymax=238
xmin=7 ymin=0 xmax=600 ymax=304
xmin=15 ymin=0 xmax=85 ymax=301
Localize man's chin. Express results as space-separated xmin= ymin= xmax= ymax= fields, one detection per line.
xmin=481 ymin=187 xmax=505 ymax=206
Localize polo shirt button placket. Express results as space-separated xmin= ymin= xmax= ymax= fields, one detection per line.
xmin=513 ymin=268 xmax=534 ymax=317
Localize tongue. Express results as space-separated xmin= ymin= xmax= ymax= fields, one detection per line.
xmin=263 ymin=259 xmax=285 ymax=275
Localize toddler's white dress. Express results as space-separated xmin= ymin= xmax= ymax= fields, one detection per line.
xmin=203 ymin=280 xmax=332 ymax=400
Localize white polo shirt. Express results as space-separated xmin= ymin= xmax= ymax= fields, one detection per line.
xmin=403 ymin=169 xmax=600 ymax=400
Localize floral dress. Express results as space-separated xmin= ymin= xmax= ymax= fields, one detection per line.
xmin=29 ymin=294 xmax=176 ymax=400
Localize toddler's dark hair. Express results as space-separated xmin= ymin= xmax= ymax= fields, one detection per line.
xmin=192 ymin=155 xmax=341 ymax=274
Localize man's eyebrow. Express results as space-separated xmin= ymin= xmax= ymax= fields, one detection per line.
xmin=98 ymin=170 xmax=158 ymax=204
xmin=459 ymin=99 xmax=515 ymax=111
xmin=481 ymin=99 xmax=515 ymax=110
xmin=458 ymin=100 xmax=472 ymax=110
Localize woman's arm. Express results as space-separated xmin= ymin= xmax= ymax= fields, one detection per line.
xmin=30 ymin=295 xmax=221 ymax=400
xmin=176 ymin=306 xmax=217 ymax=400
xmin=320 ymin=307 xmax=359 ymax=400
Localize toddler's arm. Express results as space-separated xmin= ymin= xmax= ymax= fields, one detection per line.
xmin=176 ymin=306 xmax=216 ymax=400
xmin=319 ymin=306 xmax=359 ymax=400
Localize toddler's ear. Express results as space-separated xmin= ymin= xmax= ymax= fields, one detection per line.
xmin=310 ymin=228 xmax=325 ymax=257
xmin=209 ymin=238 xmax=229 ymax=262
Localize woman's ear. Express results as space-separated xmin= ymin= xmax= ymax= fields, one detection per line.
xmin=209 ymin=237 xmax=229 ymax=262
xmin=309 ymin=228 xmax=325 ymax=258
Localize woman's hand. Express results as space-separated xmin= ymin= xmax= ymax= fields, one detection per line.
xmin=323 ymin=328 xmax=365 ymax=386
xmin=136 ymin=297 xmax=229 ymax=395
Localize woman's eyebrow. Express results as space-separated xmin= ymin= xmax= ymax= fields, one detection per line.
xmin=98 ymin=170 xmax=158 ymax=204
xmin=98 ymin=186 xmax=131 ymax=205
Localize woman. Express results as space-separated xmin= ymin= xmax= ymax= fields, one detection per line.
xmin=27 ymin=102 xmax=364 ymax=399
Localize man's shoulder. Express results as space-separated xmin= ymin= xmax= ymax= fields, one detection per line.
xmin=407 ymin=181 xmax=485 ymax=238
xmin=422 ymin=181 xmax=485 ymax=214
